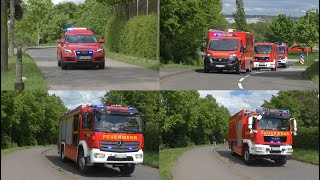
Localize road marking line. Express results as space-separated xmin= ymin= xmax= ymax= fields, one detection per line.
xmin=239 ymin=78 xmax=245 ymax=82
xmin=238 ymin=83 xmax=244 ymax=89
xmin=245 ymin=75 xmax=250 ymax=78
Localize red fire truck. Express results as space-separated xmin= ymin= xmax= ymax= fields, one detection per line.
xmin=277 ymin=43 xmax=288 ymax=68
xmin=254 ymin=42 xmax=279 ymax=71
xmin=228 ymin=108 xmax=297 ymax=166
xmin=58 ymin=104 xmax=145 ymax=174
xmin=57 ymin=28 xmax=105 ymax=70
xmin=203 ymin=29 xmax=254 ymax=74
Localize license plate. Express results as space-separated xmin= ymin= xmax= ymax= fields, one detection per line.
xmin=216 ymin=65 xmax=225 ymax=67
xmin=78 ymin=56 xmax=91 ymax=60
xmin=114 ymin=154 xmax=127 ymax=158
xmin=259 ymin=63 xmax=266 ymax=66
xmin=271 ymin=147 xmax=280 ymax=151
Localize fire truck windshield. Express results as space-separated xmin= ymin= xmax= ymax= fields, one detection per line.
xmin=254 ymin=45 xmax=272 ymax=54
xmin=208 ymin=39 xmax=239 ymax=51
xmin=65 ymin=34 xmax=97 ymax=43
xmin=258 ymin=117 xmax=290 ymax=131
xmin=278 ymin=46 xmax=285 ymax=54
xmin=94 ymin=112 xmax=141 ymax=133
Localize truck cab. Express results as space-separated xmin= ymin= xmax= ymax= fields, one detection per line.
xmin=277 ymin=43 xmax=288 ymax=68
xmin=254 ymin=42 xmax=279 ymax=71
xmin=203 ymin=29 xmax=254 ymax=74
xmin=58 ymin=104 xmax=145 ymax=175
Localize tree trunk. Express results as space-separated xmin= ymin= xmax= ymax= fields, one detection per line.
xmin=9 ymin=0 xmax=15 ymax=56
xmin=1 ymin=0 xmax=8 ymax=73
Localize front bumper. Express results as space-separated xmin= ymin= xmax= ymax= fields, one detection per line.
xmin=254 ymin=61 xmax=275 ymax=68
xmin=204 ymin=57 xmax=238 ymax=70
xmin=87 ymin=148 xmax=143 ymax=166
xmin=278 ymin=58 xmax=287 ymax=65
xmin=249 ymin=144 xmax=293 ymax=156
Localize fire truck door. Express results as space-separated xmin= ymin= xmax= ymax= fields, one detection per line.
xmin=72 ymin=114 xmax=80 ymax=146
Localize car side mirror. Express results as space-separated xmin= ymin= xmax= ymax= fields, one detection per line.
xmin=98 ymin=39 xmax=105 ymax=43
xmin=291 ymin=118 xmax=297 ymax=136
xmin=140 ymin=115 xmax=147 ymax=132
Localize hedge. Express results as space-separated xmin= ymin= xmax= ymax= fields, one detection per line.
xmin=293 ymin=126 xmax=319 ymax=150
xmin=104 ymin=14 xmax=157 ymax=60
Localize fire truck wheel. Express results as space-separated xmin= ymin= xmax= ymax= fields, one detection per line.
xmin=77 ymin=150 xmax=89 ymax=173
xmin=119 ymin=163 xmax=135 ymax=175
xmin=283 ymin=64 xmax=287 ymax=68
xmin=60 ymin=145 xmax=66 ymax=162
xmin=243 ymin=145 xmax=253 ymax=165
xmin=204 ymin=64 xmax=209 ymax=73
xmin=274 ymin=156 xmax=288 ymax=166
xmin=230 ymin=143 xmax=236 ymax=156
xmin=236 ymin=62 xmax=241 ymax=74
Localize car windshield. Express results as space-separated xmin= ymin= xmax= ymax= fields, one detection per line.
xmin=278 ymin=46 xmax=285 ymax=54
xmin=65 ymin=34 xmax=97 ymax=43
xmin=94 ymin=111 xmax=141 ymax=133
xmin=208 ymin=39 xmax=239 ymax=51
xmin=255 ymin=45 xmax=272 ymax=54
xmin=258 ymin=117 xmax=290 ymax=131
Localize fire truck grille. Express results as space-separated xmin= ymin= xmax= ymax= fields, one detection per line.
xmin=255 ymin=57 xmax=269 ymax=60
xmin=264 ymin=136 xmax=287 ymax=143
xmin=100 ymin=141 xmax=140 ymax=152
xmin=107 ymin=156 xmax=134 ymax=161
xmin=212 ymin=57 xmax=229 ymax=63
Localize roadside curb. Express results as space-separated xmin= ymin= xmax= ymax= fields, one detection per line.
xmin=160 ymin=69 xmax=195 ymax=82
xmin=23 ymin=46 xmax=56 ymax=52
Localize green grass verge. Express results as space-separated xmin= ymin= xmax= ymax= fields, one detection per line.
xmin=1 ymin=53 xmax=47 ymax=90
xmin=143 ymin=150 xmax=159 ymax=168
xmin=1 ymin=145 xmax=55 ymax=157
xmin=160 ymin=145 xmax=210 ymax=180
xmin=106 ymin=50 xmax=159 ymax=71
xmin=291 ymin=148 xmax=319 ymax=165
xmin=304 ymin=61 xmax=319 ymax=85
xmin=289 ymin=52 xmax=319 ymax=67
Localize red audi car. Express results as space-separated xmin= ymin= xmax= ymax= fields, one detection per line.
xmin=57 ymin=28 xmax=105 ymax=70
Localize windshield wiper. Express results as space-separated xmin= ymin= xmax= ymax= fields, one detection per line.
xmin=123 ymin=128 xmax=141 ymax=134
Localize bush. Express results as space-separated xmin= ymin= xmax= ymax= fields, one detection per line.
xmin=144 ymin=123 xmax=159 ymax=151
xmin=293 ymin=126 xmax=319 ymax=150
xmin=305 ymin=61 xmax=319 ymax=85
xmin=105 ymin=14 xmax=157 ymax=59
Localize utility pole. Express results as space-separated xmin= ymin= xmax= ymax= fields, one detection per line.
xmin=37 ymin=22 xmax=40 ymax=46
xmin=1 ymin=0 xmax=8 ymax=73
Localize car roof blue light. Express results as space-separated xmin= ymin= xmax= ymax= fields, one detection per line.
xmin=91 ymin=104 xmax=105 ymax=108
xmin=128 ymin=106 xmax=137 ymax=111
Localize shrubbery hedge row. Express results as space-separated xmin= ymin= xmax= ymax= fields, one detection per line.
xmin=293 ymin=126 xmax=319 ymax=150
xmin=104 ymin=14 xmax=157 ymax=60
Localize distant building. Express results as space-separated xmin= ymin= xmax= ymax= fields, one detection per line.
xmin=225 ymin=17 xmax=264 ymax=24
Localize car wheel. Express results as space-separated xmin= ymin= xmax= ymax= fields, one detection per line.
xmin=60 ymin=145 xmax=66 ymax=162
xmin=78 ymin=150 xmax=89 ymax=174
xmin=243 ymin=145 xmax=253 ymax=165
xmin=119 ymin=163 xmax=135 ymax=175
xmin=61 ymin=61 xmax=67 ymax=70
xmin=236 ymin=61 xmax=241 ymax=74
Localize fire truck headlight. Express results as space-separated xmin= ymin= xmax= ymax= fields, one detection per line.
xmin=135 ymin=154 xmax=143 ymax=159
xmin=94 ymin=153 xmax=105 ymax=158
xmin=96 ymin=49 xmax=104 ymax=53
xmin=64 ymin=49 xmax=72 ymax=54
xmin=255 ymin=147 xmax=265 ymax=152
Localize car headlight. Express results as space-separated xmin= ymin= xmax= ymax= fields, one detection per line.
xmin=64 ymin=49 xmax=72 ymax=54
xmin=135 ymin=154 xmax=143 ymax=159
xmin=94 ymin=153 xmax=105 ymax=158
xmin=255 ymin=147 xmax=265 ymax=151
xmin=229 ymin=54 xmax=238 ymax=58
xmin=96 ymin=49 xmax=104 ymax=53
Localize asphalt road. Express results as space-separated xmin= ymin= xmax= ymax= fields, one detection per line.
xmin=173 ymin=145 xmax=319 ymax=180
xmin=26 ymin=48 xmax=159 ymax=90
xmin=1 ymin=147 xmax=159 ymax=180
xmin=160 ymin=60 xmax=319 ymax=90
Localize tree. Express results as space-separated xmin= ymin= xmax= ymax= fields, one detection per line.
xmin=160 ymin=0 xmax=227 ymax=64
xmin=264 ymin=14 xmax=295 ymax=46
xmin=9 ymin=0 xmax=16 ymax=56
xmin=294 ymin=10 xmax=319 ymax=48
xmin=233 ymin=0 xmax=249 ymax=32
xmin=262 ymin=90 xmax=319 ymax=128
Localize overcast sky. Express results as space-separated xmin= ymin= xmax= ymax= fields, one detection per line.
xmin=49 ymin=90 xmax=279 ymax=115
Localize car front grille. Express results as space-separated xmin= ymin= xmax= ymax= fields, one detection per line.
xmin=100 ymin=141 xmax=140 ymax=152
